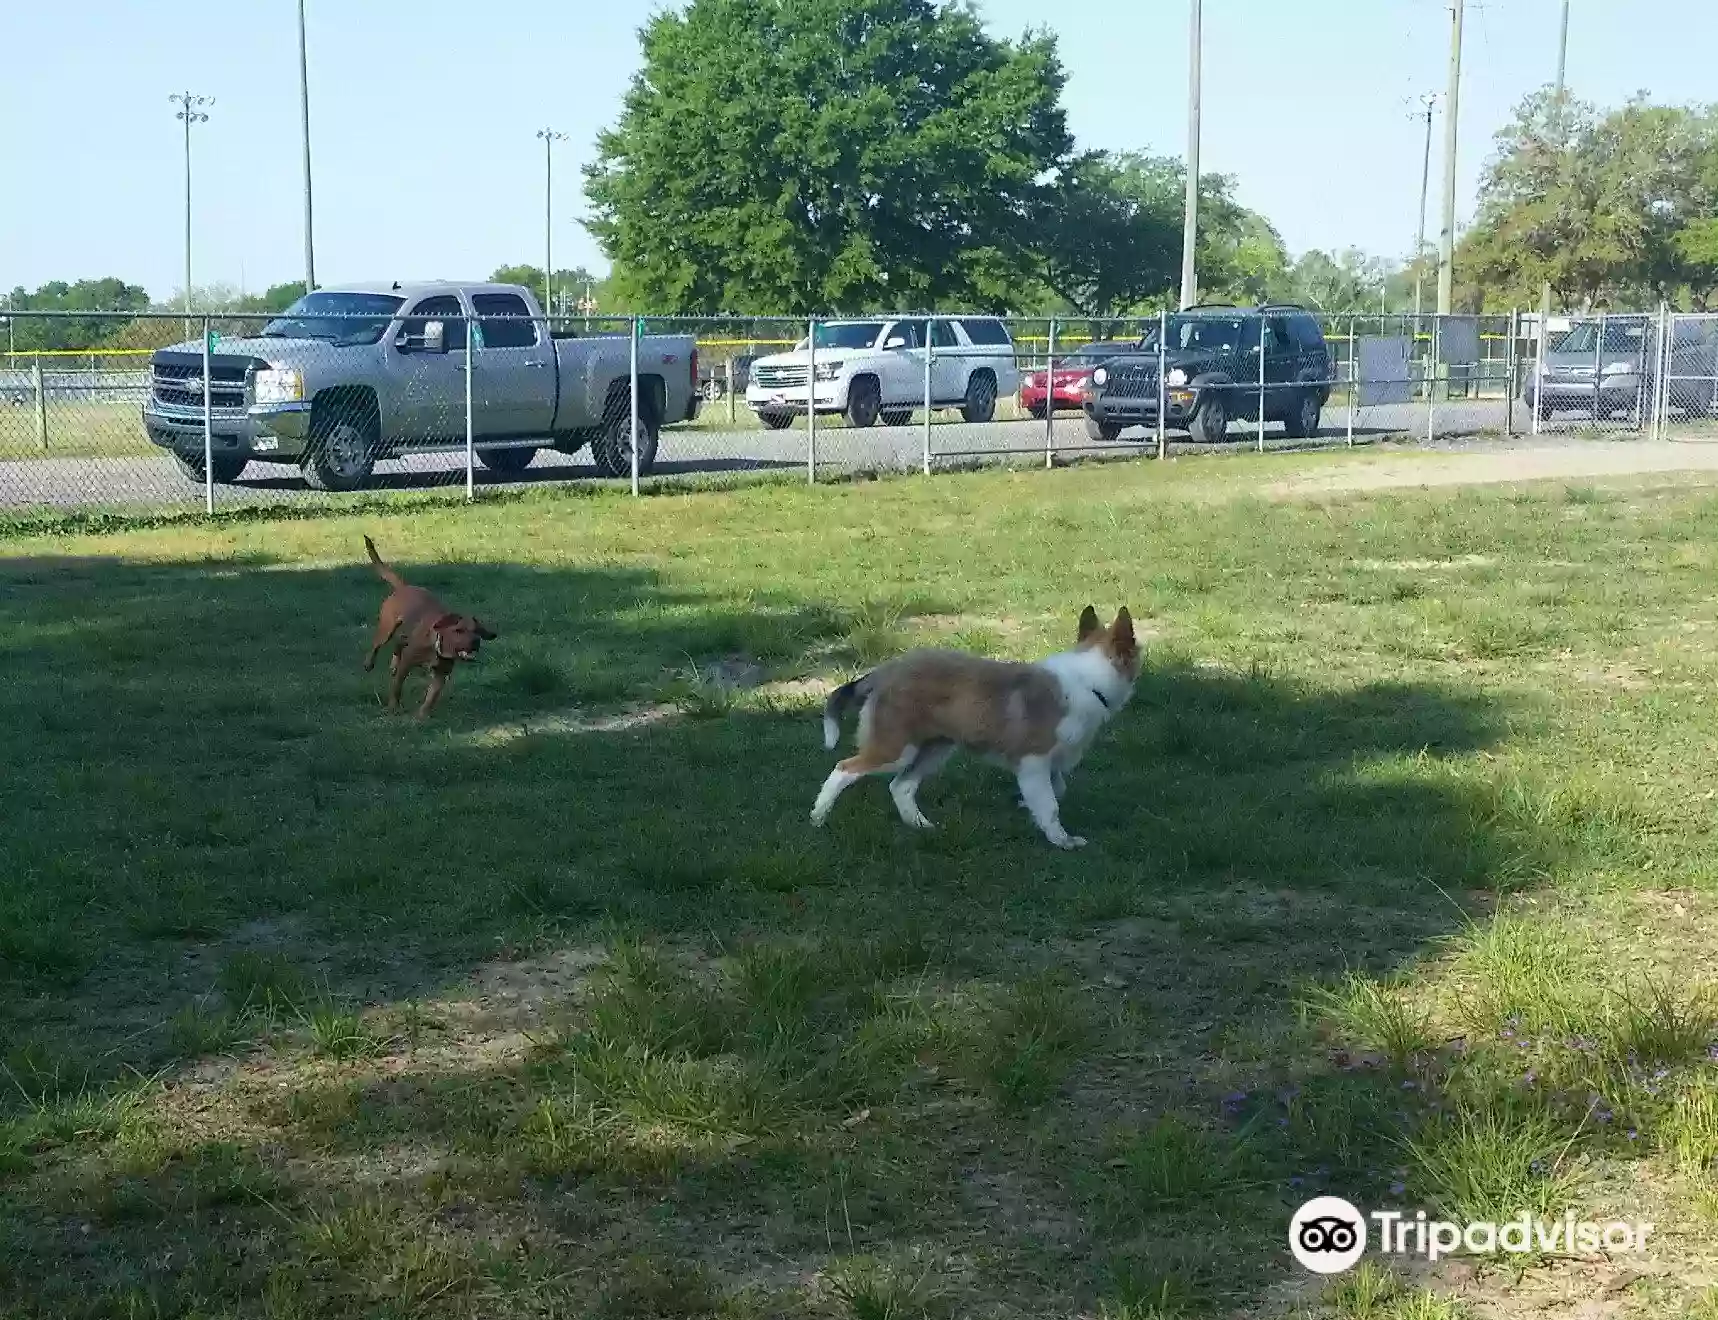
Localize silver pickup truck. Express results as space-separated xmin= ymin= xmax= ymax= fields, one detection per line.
xmin=141 ymin=281 xmax=699 ymax=490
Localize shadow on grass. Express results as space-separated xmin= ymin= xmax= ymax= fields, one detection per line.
xmin=0 ymin=546 xmax=1635 ymax=1318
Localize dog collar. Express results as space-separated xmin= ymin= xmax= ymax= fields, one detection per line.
xmin=1091 ymin=687 xmax=1111 ymax=710
xmin=433 ymin=630 xmax=448 ymax=660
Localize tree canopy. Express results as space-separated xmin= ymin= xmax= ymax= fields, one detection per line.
xmin=3 ymin=279 xmax=149 ymax=352
xmin=1456 ymin=89 xmax=1718 ymax=311
xmin=585 ymin=0 xmax=1073 ymax=314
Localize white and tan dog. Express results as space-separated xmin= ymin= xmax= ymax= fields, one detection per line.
xmin=811 ymin=606 xmax=1139 ymax=849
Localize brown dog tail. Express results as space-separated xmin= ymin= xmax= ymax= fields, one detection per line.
xmin=364 ymin=535 xmax=406 ymax=590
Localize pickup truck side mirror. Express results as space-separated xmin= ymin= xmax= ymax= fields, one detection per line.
xmin=397 ymin=321 xmax=447 ymax=354
xmin=884 ymin=336 xmax=907 ymax=350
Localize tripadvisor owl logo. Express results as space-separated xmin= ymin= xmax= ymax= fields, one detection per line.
xmin=1289 ymin=1196 xmax=1654 ymax=1274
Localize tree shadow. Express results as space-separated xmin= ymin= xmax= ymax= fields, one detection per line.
xmin=0 ymin=549 xmax=1586 ymax=1316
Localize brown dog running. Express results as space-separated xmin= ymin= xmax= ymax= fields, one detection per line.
xmin=361 ymin=536 xmax=497 ymax=718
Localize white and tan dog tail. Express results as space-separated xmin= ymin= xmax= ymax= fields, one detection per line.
xmin=821 ymin=672 xmax=873 ymax=750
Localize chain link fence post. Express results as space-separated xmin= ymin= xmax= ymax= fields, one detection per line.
xmin=32 ymin=359 xmax=47 ymax=452
xmin=1651 ymin=302 xmax=1670 ymax=442
xmin=1043 ymin=316 xmax=1056 ymax=470
xmin=464 ymin=312 xmax=475 ymax=502
xmin=1504 ymin=310 xmax=1518 ymax=439
xmin=201 ymin=316 xmax=215 ymax=515
xmin=1592 ymin=310 xmax=1605 ymax=429
xmin=1156 ymin=309 xmax=1169 ymax=461
xmin=630 ymin=315 xmax=641 ymax=497
xmin=806 ymin=316 xmax=818 ymax=485
xmin=1256 ymin=314 xmax=1266 ymax=453
xmin=1426 ymin=317 xmax=1439 ymax=444
xmin=1346 ymin=315 xmax=1357 ymax=448
xmin=1530 ymin=310 xmax=1544 ymax=438
xmin=922 ymin=318 xmax=933 ymax=475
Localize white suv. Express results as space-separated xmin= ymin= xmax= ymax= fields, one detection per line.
xmin=746 ymin=316 xmax=1020 ymax=430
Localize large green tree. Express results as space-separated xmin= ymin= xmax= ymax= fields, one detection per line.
xmin=1456 ymin=90 xmax=1718 ymax=311
xmin=1027 ymin=153 xmax=1288 ymax=316
xmin=585 ymin=0 xmax=1072 ymax=314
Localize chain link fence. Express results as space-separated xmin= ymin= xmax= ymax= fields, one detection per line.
xmin=4 ymin=304 xmax=1716 ymax=516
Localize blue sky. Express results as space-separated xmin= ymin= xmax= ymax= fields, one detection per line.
xmin=4 ymin=1 xmax=1715 ymax=303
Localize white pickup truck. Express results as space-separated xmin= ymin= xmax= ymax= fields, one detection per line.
xmin=745 ymin=316 xmax=1019 ymax=430
xmin=142 ymin=282 xmax=699 ymax=490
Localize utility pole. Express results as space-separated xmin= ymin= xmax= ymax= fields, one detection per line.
xmin=1179 ymin=0 xmax=1201 ymax=309
xmin=297 ymin=0 xmax=316 ymax=294
xmin=1537 ymin=0 xmax=1570 ymax=335
xmin=1411 ymin=93 xmax=1440 ymax=318
xmin=536 ymin=129 xmax=568 ymax=320
xmin=1435 ymin=0 xmax=1463 ymax=315
xmin=170 ymin=92 xmax=213 ymax=339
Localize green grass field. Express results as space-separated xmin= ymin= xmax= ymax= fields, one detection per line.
xmin=4 ymin=455 xmax=1718 ymax=1318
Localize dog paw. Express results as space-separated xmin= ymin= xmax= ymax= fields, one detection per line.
xmin=1051 ymin=834 xmax=1087 ymax=850
xmin=902 ymin=812 xmax=935 ymax=830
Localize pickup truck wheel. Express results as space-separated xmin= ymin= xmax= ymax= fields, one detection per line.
xmin=1085 ymin=417 xmax=1124 ymax=443
xmin=960 ymin=371 xmax=998 ymax=423
xmin=880 ymin=409 xmax=913 ymax=428
xmin=174 ymin=452 xmax=248 ymax=485
xmin=476 ymin=446 xmax=538 ymax=474
xmin=1188 ymin=391 xmax=1229 ymax=445
xmin=302 ymin=414 xmax=378 ymax=492
xmin=593 ymin=410 xmax=659 ymax=478
xmin=845 ymin=377 xmax=881 ymax=428
xmin=758 ymin=411 xmax=794 ymax=431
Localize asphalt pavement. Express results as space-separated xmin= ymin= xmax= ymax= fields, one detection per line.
xmin=0 ymin=400 xmax=1525 ymax=512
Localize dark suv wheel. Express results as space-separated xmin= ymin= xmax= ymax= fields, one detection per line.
xmin=1281 ymin=390 xmax=1321 ymax=440
xmin=1188 ymin=390 xmax=1229 ymax=444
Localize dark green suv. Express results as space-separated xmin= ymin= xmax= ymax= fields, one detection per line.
xmin=1081 ymin=304 xmax=1333 ymax=444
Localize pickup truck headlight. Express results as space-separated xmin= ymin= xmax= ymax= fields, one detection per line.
xmin=1092 ymin=367 xmax=1108 ymax=387
xmin=813 ymin=361 xmax=843 ymax=382
xmin=254 ymin=367 xmax=305 ymax=405
xmin=1166 ymin=368 xmax=1188 ymax=386
xmin=1601 ymin=361 xmax=1636 ymax=376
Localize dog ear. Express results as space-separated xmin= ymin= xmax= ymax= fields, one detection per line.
xmin=431 ymin=612 xmax=461 ymax=631
xmin=1110 ymin=607 xmax=1137 ymax=655
xmin=1077 ymin=605 xmax=1102 ymax=642
xmin=472 ymin=617 xmax=498 ymax=640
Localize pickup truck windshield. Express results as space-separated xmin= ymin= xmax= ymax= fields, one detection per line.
xmin=796 ymin=321 xmax=886 ymax=351
xmin=1551 ymin=322 xmax=1646 ymax=355
xmin=260 ymin=292 xmax=407 ymax=346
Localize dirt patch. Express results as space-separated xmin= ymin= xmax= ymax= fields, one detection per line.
xmin=1265 ymin=441 xmax=1718 ymax=499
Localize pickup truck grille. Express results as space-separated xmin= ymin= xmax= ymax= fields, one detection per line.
xmin=152 ymin=361 xmax=249 ymax=412
xmin=753 ymin=364 xmax=809 ymax=389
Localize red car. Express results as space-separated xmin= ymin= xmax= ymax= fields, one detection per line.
xmin=1019 ymin=340 xmax=1132 ymax=419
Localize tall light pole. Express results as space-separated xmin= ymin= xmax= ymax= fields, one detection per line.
xmin=1179 ymin=0 xmax=1202 ymax=309
xmin=170 ymin=92 xmax=213 ymax=338
xmin=1537 ymin=0 xmax=1570 ymax=332
xmin=536 ymin=129 xmax=568 ymax=319
xmin=1435 ymin=0 xmax=1463 ymax=316
xmin=297 ymin=0 xmax=316 ymax=295
xmin=1411 ymin=93 xmax=1441 ymax=318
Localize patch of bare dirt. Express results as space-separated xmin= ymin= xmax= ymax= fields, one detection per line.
xmin=1265 ymin=442 xmax=1718 ymax=500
